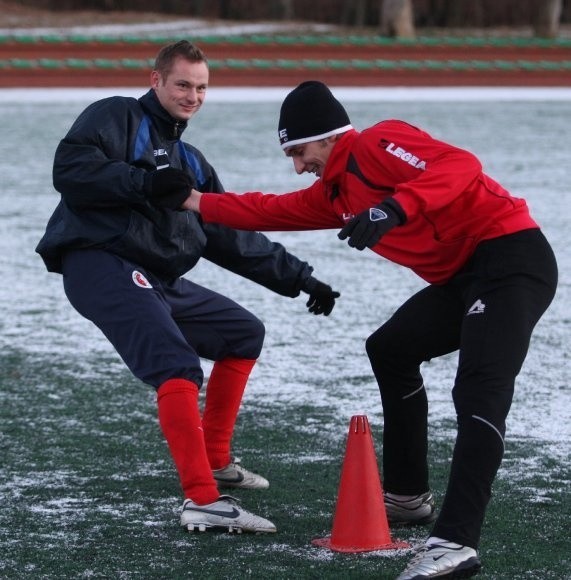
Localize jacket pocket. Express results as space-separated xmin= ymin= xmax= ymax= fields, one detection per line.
xmin=107 ymin=209 xmax=206 ymax=278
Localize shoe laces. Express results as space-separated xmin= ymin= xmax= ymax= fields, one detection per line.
xmin=400 ymin=546 xmax=435 ymax=574
xmin=405 ymin=540 xmax=453 ymax=566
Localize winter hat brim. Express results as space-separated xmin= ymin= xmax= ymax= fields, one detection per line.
xmin=278 ymin=81 xmax=352 ymax=150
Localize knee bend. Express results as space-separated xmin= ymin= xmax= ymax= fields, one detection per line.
xmin=366 ymin=327 xmax=408 ymax=371
xmin=249 ymin=315 xmax=265 ymax=346
xmin=238 ymin=315 xmax=265 ymax=359
xmin=366 ymin=328 xmax=390 ymax=361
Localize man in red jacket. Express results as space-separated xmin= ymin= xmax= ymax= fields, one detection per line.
xmin=184 ymin=81 xmax=558 ymax=578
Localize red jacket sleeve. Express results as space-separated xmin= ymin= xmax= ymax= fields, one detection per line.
xmin=199 ymin=180 xmax=342 ymax=231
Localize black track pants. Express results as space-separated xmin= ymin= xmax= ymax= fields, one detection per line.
xmin=365 ymin=229 xmax=558 ymax=549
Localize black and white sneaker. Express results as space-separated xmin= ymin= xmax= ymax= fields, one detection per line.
xmin=384 ymin=491 xmax=437 ymax=525
xmin=396 ymin=536 xmax=481 ymax=579
xmin=212 ymin=458 xmax=269 ymax=490
xmin=180 ymin=495 xmax=277 ymax=534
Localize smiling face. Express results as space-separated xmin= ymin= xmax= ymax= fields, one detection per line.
xmin=151 ymin=56 xmax=209 ymax=122
xmin=284 ymin=136 xmax=338 ymax=177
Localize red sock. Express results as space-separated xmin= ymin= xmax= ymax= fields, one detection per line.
xmin=202 ymin=357 xmax=257 ymax=470
xmin=157 ymin=378 xmax=219 ymax=505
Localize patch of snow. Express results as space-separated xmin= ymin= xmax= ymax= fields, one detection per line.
xmin=0 ymin=88 xmax=568 ymax=487
xmin=0 ymin=18 xmax=336 ymax=38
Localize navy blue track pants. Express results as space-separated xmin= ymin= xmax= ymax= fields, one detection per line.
xmin=62 ymin=249 xmax=265 ymax=389
xmin=365 ymin=229 xmax=558 ymax=549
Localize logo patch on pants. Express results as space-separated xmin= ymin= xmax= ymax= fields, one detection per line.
xmin=132 ymin=270 xmax=152 ymax=289
xmin=467 ymin=299 xmax=486 ymax=315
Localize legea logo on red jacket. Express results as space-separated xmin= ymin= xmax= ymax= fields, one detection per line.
xmin=379 ymin=139 xmax=426 ymax=170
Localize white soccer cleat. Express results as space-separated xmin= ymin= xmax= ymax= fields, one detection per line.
xmin=396 ymin=536 xmax=481 ymax=579
xmin=212 ymin=458 xmax=270 ymax=490
xmin=384 ymin=491 xmax=437 ymax=525
xmin=180 ymin=495 xmax=277 ymax=534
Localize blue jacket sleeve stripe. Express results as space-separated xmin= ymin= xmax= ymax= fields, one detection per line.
xmin=133 ymin=115 xmax=152 ymax=163
xmin=178 ymin=141 xmax=206 ymax=187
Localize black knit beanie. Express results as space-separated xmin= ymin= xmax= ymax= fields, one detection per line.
xmin=278 ymin=81 xmax=352 ymax=150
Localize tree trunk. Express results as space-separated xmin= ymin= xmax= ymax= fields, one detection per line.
xmin=341 ymin=0 xmax=367 ymax=26
xmin=380 ymin=0 xmax=416 ymax=39
xmin=271 ymin=0 xmax=294 ymax=20
xmin=533 ymin=0 xmax=562 ymax=38
xmin=354 ymin=0 xmax=367 ymax=27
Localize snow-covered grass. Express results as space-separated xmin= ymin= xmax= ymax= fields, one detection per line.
xmin=2 ymin=87 xmax=568 ymax=456
xmin=0 ymin=88 xmax=569 ymax=578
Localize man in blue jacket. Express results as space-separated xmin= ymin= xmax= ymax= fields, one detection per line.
xmin=36 ymin=41 xmax=339 ymax=534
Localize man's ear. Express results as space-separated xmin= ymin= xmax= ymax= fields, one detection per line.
xmin=150 ymin=70 xmax=161 ymax=90
xmin=322 ymin=135 xmax=341 ymax=148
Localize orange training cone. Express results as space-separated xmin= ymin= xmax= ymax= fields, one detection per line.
xmin=312 ymin=415 xmax=410 ymax=553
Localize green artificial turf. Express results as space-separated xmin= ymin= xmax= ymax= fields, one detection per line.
xmin=1 ymin=349 xmax=569 ymax=579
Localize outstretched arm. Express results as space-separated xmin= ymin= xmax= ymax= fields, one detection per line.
xmin=182 ymin=189 xmax=202 ymax=211
xmin=182 ymin=185 xmax=341 ymax=232
xmin=187 ymin=189 xmax=340 ymax=315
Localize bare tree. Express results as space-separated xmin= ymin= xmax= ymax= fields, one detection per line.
xmin=266 ymin=0 xmax=294 ymax=20
xmin=380 ymin=0 xmax=416 ymax=38
xmin=279 ymin=0 xmax=294 ymax=20
xmin=354 ymin=0 xmax=367 ymax=26
xmin=341 ymin=0 xmax=368 ymax=27
xmin=532 ymin=0 xmax=562 ymax=38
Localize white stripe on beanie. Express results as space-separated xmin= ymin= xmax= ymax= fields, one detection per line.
xmin=279 ymin=124 xmax=353 ymax=150
xmin=278 ymin=80 xmax=352 ymax=149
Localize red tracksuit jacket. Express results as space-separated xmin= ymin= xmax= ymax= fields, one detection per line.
xmin=199 ymin=120 xmax=538 ymax=285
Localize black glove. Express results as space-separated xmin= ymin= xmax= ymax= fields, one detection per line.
xmin=302 ymin=277 xmax=340 ymax=316
xmin=338 ymin=199 xmax=405 ymax=251
xmin=145 ymin=167 xmax=195 ymax=210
